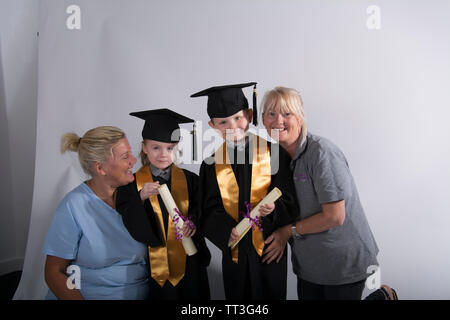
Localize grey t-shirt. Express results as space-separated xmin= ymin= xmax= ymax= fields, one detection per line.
xmin=290 ymin=132 xmax=379 ymax=285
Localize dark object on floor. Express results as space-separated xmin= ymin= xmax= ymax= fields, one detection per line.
xmin=365 ymin=285 xmax=399 ymax=300
xmin=0 ymin=271 xmax=22 ymax=300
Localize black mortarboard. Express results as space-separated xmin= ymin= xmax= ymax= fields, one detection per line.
xmin=190 ymin=82 xmax=258 ymax=126
xmin=130 ymin=108 xmax=197 ymax=160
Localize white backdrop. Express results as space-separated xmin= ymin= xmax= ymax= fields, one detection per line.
xmin=0 ymin=0 xmax=38 ymax=277
xmin=14 ymin=0 xmax=450 ymax=299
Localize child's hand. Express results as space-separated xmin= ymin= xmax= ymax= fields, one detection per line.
xmin=139 ymin=181 xmax=160 ymax=201
xmin=181 ymin=222 xmax=196 ymax=238
xmin=229 ymin=227 xmax=239 ymax=244
xmin=259 ymin=203 xmax=275 ymax=217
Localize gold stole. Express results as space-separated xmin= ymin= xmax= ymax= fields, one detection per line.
xmin=135 ymin=164 xmax=188 ymax=287
xmin=215 ymin=134 xmax=271 ymax=263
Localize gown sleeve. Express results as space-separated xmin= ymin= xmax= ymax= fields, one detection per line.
xmin=184 ymin=169 xmax=200 ymax=228
xmin=116 ymin=176 xmax=163 ymax=247
xmin=260 ymin=143 xmax=300 ymax=237
xmin=42 ymin=197 xmax=82 ymax=260
xmin=184 ymin=169 xmax=212 ymax=267
xmin=199 ymin=159 xmax=238 ymax=253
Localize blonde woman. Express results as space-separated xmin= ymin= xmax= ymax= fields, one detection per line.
xmin=261 ymin=87 xmax=380 ymax=300
xmin=43 ymin=126 xmax=156 ymax=300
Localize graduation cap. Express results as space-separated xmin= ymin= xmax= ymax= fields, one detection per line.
xmin=129 ymin=108 xmax=197 ymax=161
xmin=190 ymin=82 xmax=258 ymax=126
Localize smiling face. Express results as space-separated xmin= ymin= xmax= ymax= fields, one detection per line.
xmin=208 ymin=109 xmax=252 ymax=142
xmin=100 ymin=137 xmax=137 ymax=187
xmin=142 ymin=139 xmax=177 ymax=170
xmin=262 ymin=87 xmax=305 ymax=148
xmin=263 ymin=105 xmax=302 ymax=145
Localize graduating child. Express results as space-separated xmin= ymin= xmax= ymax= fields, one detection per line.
xmin=191 ymin=82 xmax=299 ymax=299
xmin=116 ymin=108 xmax=211 ymax=300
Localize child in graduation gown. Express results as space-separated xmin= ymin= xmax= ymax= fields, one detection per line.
xmin=116 ymin=108 xmax=211 ymax=300
xmin=191 ymin=82 xmax=299 ymax=300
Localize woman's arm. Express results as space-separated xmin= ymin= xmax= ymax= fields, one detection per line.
xmin=295 ymin=200 xmax=346 ymax=235
xmin=262 ymin=200 xmax=345 ymax=264
xmin=44 ymin=255 xmax=83 ymax=300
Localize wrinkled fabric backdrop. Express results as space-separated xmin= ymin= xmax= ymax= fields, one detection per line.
xmin=11 ymin=0 xmax=450 ymax=299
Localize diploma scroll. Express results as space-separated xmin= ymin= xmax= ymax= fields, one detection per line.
xmin=158 ymin=184 xmax=198 ymax=256
xmin=228 ymin=187 xmax=282 ymax=249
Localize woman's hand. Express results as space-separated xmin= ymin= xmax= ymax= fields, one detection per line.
xmin=139 ymin=181 xmax=160 ymax=202
xmin=258 ymin=203 xmax=275 ymax=217
xmin=261 ymin=224 xmax=291 ymax=264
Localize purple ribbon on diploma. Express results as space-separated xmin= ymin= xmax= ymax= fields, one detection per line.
xmin=173 ymin=208 xmax=195 ymax=241
xmin=240 ymin=201 xmax=263 ymax=232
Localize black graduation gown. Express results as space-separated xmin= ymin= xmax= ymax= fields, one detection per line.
xmin=116 ymin=168 xmax=211 ymax=300
xmin=199 ymin=139 xmax=299 ymax=300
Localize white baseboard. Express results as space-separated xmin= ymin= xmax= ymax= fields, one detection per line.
xmin=0 ymin=257 xmax=24 ymax=276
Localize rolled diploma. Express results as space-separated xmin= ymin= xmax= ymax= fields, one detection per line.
xmin=228 ymin=187 xmax=282 ymax=249
xmin=157 ymin=184 xmax=198 ymax=256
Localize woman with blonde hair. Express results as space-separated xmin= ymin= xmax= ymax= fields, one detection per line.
xmin=43 ymin=126 xmax=158 ymax=299
xmin=261 ymin=87 xmax=380 ymax=300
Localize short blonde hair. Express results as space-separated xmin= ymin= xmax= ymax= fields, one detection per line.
xmin=61 ymin=126 xmax=125 ymax=176
xmin=261 ymin=86 xmax=307 ymax=146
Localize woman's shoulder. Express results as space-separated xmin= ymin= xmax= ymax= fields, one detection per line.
xmin=305 ymin=133 xmax=347 ymax=164
xmin=52 ymin=183 xmax=90 ymax=221
xmin=60 ymin=182 xmax=91 ymax=204
xmin=307 ymin=133 xmax=342 ymax=154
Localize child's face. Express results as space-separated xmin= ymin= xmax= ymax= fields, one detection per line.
xmin=208 ymin=110 xmax=252 ymax=142
xmin=142 ymin=139 xmax=177 ymax=169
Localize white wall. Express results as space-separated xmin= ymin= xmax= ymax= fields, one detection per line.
xmin=8 ymin=0 xmax=450 ymax=300
xmin=0 ymin=0 xmax=38 ymax=275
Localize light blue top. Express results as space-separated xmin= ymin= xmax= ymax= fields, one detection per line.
xmin=42 ymin=182 xmax=149 ymax=300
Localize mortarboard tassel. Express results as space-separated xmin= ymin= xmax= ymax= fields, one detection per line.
xmin=192 ymin=122 xmax=197 ymax=162
xmin=252 ymin=84 xmax=258 ymax=126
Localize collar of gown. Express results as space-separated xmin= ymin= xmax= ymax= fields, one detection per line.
xmin=149 ymin=163 xmax=171 ymax=181
xmin=225 ymin=134 xmax=250 ymax=152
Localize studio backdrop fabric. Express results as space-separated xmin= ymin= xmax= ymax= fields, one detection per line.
xmin=14 ymin=0 xmax=450 ymax=299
